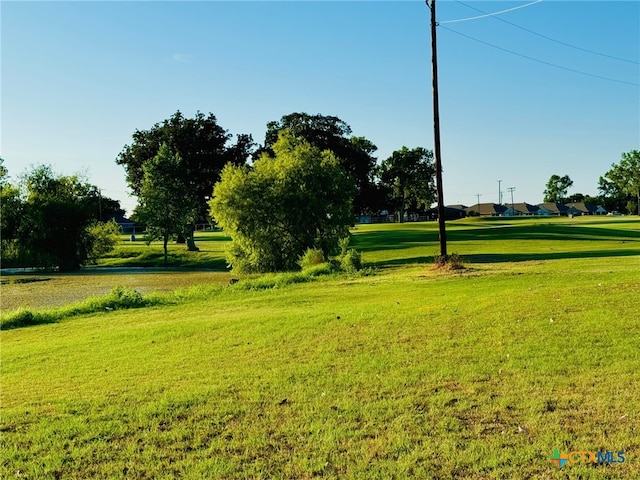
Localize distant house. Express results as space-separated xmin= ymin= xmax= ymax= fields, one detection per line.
xmin=566 ymin=202 xmax=606 ymax=216
xmin=426 ymin=205 xmax=468 ymax=220
xmin=503 ymin=203 xmax=539 ymax=216
xmin=110 ymin=214 xmax=138 ymax=233
xmin=445 ymin=205 xmax=468 ymax=219
xmin=537 ymin=203 xmax=569 ymax=216
xmin=466 ymin=203 xmax=507 ymax=216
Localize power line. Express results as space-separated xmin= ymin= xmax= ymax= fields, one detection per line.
xmin=454 ymin=0 xmax=639 ymax=65
xmin=440 ymin=25 xmax=640 ymax=87
xmin=439 ymin=0 xmax=543 ymax=24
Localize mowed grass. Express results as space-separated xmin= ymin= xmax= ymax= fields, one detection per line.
xmin=1 ymin=217 xmax=639 ymax=479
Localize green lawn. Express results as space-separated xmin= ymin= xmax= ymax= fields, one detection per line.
xmin=1 ymin=217 xmax=639 ymax=478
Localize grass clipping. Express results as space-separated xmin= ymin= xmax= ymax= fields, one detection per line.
xmin=432 ymin=252 xmax=465 ymax=271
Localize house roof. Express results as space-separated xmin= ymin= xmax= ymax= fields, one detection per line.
xmin=110 ymin=214 xmax=135 ymax=224
xmin=508 ymin=203 xmax=540 ymax=214
xmin=537 ymin=202 xmax=569 ymax=214
xmin=466 ymin=203 xmax=507 ymax=215
xmin=566 ymin=202 xmax=597 ymax=214
xmin=446 ymin=204 xmax=468 ymax=211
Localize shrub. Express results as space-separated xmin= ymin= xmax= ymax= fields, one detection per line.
xmin=298 ymin=248 xmax=326 ymax=269
xmin=104 ymin=285 xmax=145 ymax=308
xmin=0 ymin=309 xmax=53 ymax=330
xmin=209 ymin=131 xmax=354 ymax=273
xmin=338 ymin=236 xmax=351 ymax=257
xmin=85 ymin=220 xmax=121 ymax=264
xmin=303 ymin=262 xmax=340 ymax=277
xmin=340 ymin=249 xmax=362 ymax=272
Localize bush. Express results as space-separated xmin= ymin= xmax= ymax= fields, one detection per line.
xmin=86 ymin=220 xmax=121 ymax=264
xmin=338 ymin=236 xmax=351 ymax=257
xmin=340 ymin=249 xmax=362 ymax=272
xmin=103 ymin=285 xmax=145 ymax=308
xmin=298 ymin=248 xmax=326 ymax=269
xmin=209 ymin=131 xmax=354 ymax=273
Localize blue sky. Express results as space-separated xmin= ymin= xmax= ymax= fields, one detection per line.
xmin=2 ymin=1 xmax=639 ymax=214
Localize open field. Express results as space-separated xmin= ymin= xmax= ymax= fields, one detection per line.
xmin=1 ymin=217 xmax=639 ymax=478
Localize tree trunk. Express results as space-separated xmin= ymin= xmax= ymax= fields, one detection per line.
xmin=163 ymin=233 xmax=168 ymax=267
xmin=186 ymin=225 xmax=199 ymax=251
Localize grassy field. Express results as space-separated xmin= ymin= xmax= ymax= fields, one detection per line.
xmin=1 ymin=216 xmax=639 ymax=478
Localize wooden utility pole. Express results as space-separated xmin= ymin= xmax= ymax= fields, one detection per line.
xmin=427 ymin=0 xmax=447 ymax=258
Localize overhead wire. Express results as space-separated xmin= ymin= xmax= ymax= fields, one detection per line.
xmin=454 ymin=0 xmax=639 ymax=65
xmin=438 ymin=0 xmax=543 ymax=24
xmin=438 ymin=26 xmax=640 ymax=87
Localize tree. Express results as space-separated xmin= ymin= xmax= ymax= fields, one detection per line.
xmin=598 ymin=176 xmax=627 ymax=212
xmin=0 ymin=161 xmax=23 ymax=261
xmin=379 ymin=147 xmax=436 ymax=222
xmin=0 ymin=157 xmax=7 ymax=184
xmin=602 ymin=150 xmax=640 ymax=215
xmin=116 ymin=111 xmax=254 ymax=250
xmin=543 ymin=174 xmax=573 ymax=203
xmin=1 ymin=165 xmax=119 ymax=271
xmin=258 ymin=113 xmax=378 ymax=214
xmin=210 ymin=130 xmax=355 ymax=273
xmin=84 ymin=189 xmax=126 ymax=223
xmin=136 ymin=144 xmax=199 ymax=266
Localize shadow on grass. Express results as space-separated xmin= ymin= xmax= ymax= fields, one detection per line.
xmin=352 ymin=224 xmax=640 ymax=253
xmin=191 ymin=235 xmax=232 ymax=243
xmin=369 ymin=249 xmax=640 ymax=268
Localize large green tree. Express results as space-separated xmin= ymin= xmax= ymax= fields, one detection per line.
xmin=602 ymin=150 xmax=640 ymax=215
xmin=136 ymin=144 xmax=199 ymax=266
xmin=379 ymin=147 xmax=436 ymax=222
xmin=543 ymin=174 xmax=573 ymax=203
xmin=0 ymin=161 xmax=23 ymax=259
xmin=597 ymin=176 xmax=628 ymax=213
xmin=1 ymin=165 xmax=119 ymax=271
xmin=258 ymin=113 xmax=378 ymax=214
xmin=116 ymin=111 xmax=253 ymax=249
xmin=210 ymin=130 xmax=355 ymax=273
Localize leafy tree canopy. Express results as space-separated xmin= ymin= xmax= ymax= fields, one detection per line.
xmin=1 ymin=165 xmax=119 ymax=271
xmin=602 ymin=150 xmax=640 ymax=215
xmin=210 ymin=130 xmax=355 ymax=273
xmin=379 ymin=147 xmax=436 ymax=222
xmin=259 ymin=112 xmax=378 ymax=214
xmin=116 ymin=111 xmax=254 ymax=225
xmin=543 ymin=174 xmax=573 ymax=203
xmin=136 ymin=144 xmax=199 ymax=266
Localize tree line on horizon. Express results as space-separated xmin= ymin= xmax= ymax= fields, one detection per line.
xmin=1 ymin=110 xmax=638 ymax=271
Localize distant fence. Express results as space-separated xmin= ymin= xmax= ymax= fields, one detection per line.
xmin=117 ymin=223 xmax=219 ymax=234
xmin=356 ymin=214 xmax=432 ymax=224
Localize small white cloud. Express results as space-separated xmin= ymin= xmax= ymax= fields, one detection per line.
xmin=171 ymin=53 xmax=192 ymax=63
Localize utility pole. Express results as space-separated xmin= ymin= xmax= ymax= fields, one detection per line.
xmin=508 ymin=186 xmax=515 ymax=215
xmin=497 ymin=180 xmax=502 ymax=205
xmin=427 ymin=0 xmax=447 ymax=258
xmin=476 ymin=193 xmax=481 ymax=206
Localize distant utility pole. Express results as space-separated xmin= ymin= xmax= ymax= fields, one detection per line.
xmin=476 ymin=193 xmax=481 ymax=206
xmin=497 ymin=180 xmax=502 ymax=205
xmin=426 ymin=0 xmax=447 ymax=258
xmin=508 ymin=186 xmax=516 ymax=215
